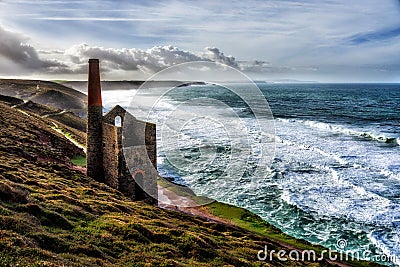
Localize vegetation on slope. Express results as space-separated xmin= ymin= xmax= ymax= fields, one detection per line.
xmin=0 ymin=102 xmax=289 ymax=266
xmin=0 ymin=94 xmax=86 ymax=148
xmin=0 ymin=89 xmax=380 ymax=266
xmin=0 ymin=79 xmax=86 ymax=117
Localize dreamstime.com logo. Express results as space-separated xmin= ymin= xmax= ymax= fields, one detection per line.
xmin=257 ymin=239 xmax=399 ymax=264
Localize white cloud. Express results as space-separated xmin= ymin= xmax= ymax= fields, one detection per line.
xmin=1 ymin=0 xmax=400 ymax=83
xmin=63 ymin=44 xmax=241 ymax=74
xmin=201 ymin=47 xmax=238 ymax=68
xmin=1 ymin=31 xmax=398 ymax=82
xmin=0 ymin=24 xmax=260 ymax=78
xmin=0 ymin=25 xmax=66 ymax=71
xmin=37 ymin=49 xmax=64 ymax=55
xmin=34 ymin=17 xmax=173 ymax=22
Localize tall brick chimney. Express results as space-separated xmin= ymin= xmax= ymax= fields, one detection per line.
xmin=86 ymin=59 xmax=104 ymax=182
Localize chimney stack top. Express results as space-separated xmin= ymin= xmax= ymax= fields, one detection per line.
xmin=87 ymin=59 xmax=102 ymax=107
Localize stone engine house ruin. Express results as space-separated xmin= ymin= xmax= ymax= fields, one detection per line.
xmin=86 ymin=59 xmax=158 ymax=205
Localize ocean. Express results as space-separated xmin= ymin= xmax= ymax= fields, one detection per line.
xmin=102 ymin=83 xmax=400 ymax=265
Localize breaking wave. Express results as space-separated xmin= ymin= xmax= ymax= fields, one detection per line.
xmin=276 ymin=118 xmax=399 ymax=146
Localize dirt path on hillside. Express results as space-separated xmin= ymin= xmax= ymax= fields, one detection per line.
xmin=157 ymin=184 xmax=359 ymax=267
xmin=158 ymin=185 xmax=230 ymax=224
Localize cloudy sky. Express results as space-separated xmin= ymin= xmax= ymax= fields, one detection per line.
xmin=0 ymin=0 xmax=399 ymax=82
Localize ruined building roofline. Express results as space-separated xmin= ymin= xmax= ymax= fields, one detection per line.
xmin=104 ymin=105 xmax=126 ymax=117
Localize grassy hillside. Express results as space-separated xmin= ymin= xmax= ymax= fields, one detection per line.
xmin=0 ymin=79 xmax=86 ymax=117
xmin=0 ymin=97 xmax=380 ymax=266
xmin=0 ymin=94 xmax=86 ymax=148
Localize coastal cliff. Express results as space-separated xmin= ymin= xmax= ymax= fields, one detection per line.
xmin=0 ymin=80 xmax=379 ymax=266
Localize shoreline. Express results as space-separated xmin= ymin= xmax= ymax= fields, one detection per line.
xmin=158 ymin=179 xmax=381 ymax=266
xmin=0 ymin=79 xmax=385 ymax=266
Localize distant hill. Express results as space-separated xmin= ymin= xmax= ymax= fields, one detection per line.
xmin=0 ymin=94 xmax=24 ymax=106
xmin=0 ymin=94 xmax=86 ymax=147
xmin=63 ymin=80 xmax=186 ymax=92
xmin=31 ymin=89 xmax=84 ymax=110
xmin=0 ymin=79 xmax=86 ymax=117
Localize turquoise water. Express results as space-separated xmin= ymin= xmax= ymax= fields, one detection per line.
xmin=104 ymin=83 xmax=400 ymax=265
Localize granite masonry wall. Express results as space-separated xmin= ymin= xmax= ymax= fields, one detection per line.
xmin=102 ymin=105 xmax=158 ymax=204
xmin=86 ymin=105 xmax=105 ymax=182
xmin=102 ymin=123 xmax=119 ymax=189
xmin=86 ymin=59 xmax=157 ymax=205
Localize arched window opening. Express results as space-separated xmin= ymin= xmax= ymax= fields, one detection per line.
xmin=115 ymin=116 xmax=122 ymax=127
xmin=135 ymin=172 xmax=143 ymax=181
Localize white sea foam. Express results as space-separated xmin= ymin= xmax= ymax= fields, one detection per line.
xmin=154 ymin=86 xmax=400 ymax=265
xmin=276 ymin=118 xmax=399 ymax=146
xmin=288 ymin=119 xmax=395 ymax=143
xmin=369 ymin=231 xmax=400 ymax=266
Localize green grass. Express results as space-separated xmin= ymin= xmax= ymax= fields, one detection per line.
xmin=0 ymin=101 xmax=381 ymax=266
xmin=206 ymin=202 xmax=377 ymax=267
xmin=207 ymin=201 xmax=318 ymax=248
xmin=207 ymin=201 xmax=284 ymax=234
xmin=71 ymin=155 xmax=86 ymax=167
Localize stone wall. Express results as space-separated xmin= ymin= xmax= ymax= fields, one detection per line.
xmin=86 ymin=60 xmax=157 ymax=204
xmin=121 ymin=114 xmax=158 ymax=204
xmin=104 ymin=105 xmax=157 ymax=170
xmin=123 ymin=145 xmax=158 ymax=205
xmin=116 ymin=126 xmax=136 ymax=200
xmin=102 ymin=123 xmax=119 ymax=189
xmin=102 ymin=105 xmax=158 ymax=205
xmin=86 ymin=105 xmax=104 ymax=182
xmin=103 ymin=105 xmax=126 ymax=126
xmin=145 ymin=122 xmax=157 ymax=170
xmin=122 ymin=114 xmax=156 ymax=168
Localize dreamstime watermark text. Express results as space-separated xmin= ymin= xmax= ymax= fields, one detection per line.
xmin=257 ymin=239 xmax=398 ymax=264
